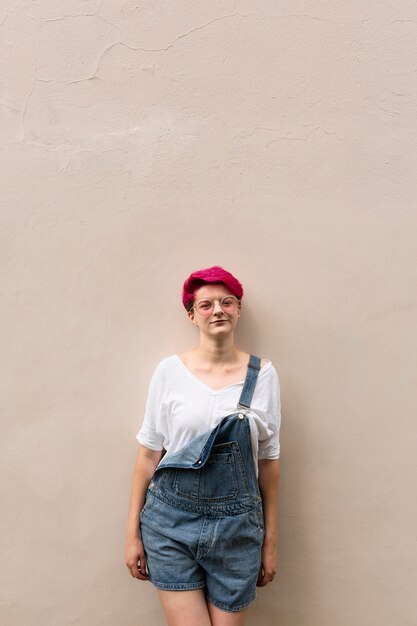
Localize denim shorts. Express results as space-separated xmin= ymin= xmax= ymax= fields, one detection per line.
xmin=139 ymin=412 xmax=265 ymax=613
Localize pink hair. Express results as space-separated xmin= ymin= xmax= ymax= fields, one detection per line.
xmin=182 ymin=265 xmax=244 ymax=310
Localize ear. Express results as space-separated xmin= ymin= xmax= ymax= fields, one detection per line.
xmin=187 ymin=310 xmax=198 ymax=326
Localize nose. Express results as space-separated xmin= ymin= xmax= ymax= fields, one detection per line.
xmin=212 ymin=300 xmax=223 ymax=314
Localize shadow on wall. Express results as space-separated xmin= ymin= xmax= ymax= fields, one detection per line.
xmin=237 ymin=305 xmax=312 ymax=624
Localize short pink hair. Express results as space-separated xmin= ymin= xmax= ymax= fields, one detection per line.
xmin=182 ymin=265 xmax=244 ymax=311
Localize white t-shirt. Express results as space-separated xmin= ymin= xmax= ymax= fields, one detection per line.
xmin=136 ymin=354 xmax=281 ymax=477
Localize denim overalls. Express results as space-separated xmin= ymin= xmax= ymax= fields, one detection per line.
xmin=139 ymin=355 xmax=265 ymax=613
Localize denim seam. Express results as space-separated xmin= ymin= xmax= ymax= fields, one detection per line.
xmin=248 ymin=505 xmax=265 ymax=541
xmin=234 ymin=437 xmax=251 ymax=493
xmin=139 ymin=492 xmax=153 ymax=517
xmin=148 ymin=576 xmax=205 ymax=591
xmin=151 ymin=488 xmax=256 ymax=516
xmin=206 ymin=591 xmax=257 ymax=613
xmin=155 ymin=414 xmax=239 ymax=472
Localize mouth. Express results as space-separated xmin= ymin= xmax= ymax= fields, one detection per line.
xmin=211 ymin=320 xmax=228 ymax=325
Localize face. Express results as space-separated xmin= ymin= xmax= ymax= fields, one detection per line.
xmin=188 ymin=284 xmax=241 ymax=334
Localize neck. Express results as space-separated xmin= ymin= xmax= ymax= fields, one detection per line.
xmin=195 ymin=334 xmax=239 ymax=364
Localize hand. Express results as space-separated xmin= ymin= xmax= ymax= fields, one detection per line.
xmin=257 ymin=541 xmax=277 ymax=587
xmin=125 ymin=535 xmax=149 ymax=581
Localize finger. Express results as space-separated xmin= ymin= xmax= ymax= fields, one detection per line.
xmin=135 ymin=559 xmax=149 ymax=581
xmin=136 ymin=549 xmax=149 ymax=579
xmin=260 ymin=571 xmax=276 ymax=586
xmin=135 ymin=567 xmax=149 ymax=581
xmin=257 ymin=566 xmax=276 ymax=587
xmin=140 ymin=553 xmax=149 ymax=577
xmin=126 ymin=559 xmax=148 ymax=581
xmin=256 ymin=566 xmax=266 ymax=587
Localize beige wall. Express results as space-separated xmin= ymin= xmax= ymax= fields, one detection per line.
xmin=2 ymin=1 xmax=417 ymax=624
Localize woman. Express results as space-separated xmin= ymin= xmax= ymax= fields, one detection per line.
xmin=125 ymin=266 xmax=281 ymax=626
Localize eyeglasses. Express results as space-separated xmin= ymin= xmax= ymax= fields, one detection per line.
xmin=191 ymin=295 xmax=240 ymax=315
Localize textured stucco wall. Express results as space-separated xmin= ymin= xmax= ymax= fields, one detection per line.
xmin=1 ymin=1 xmax=417 ymax=625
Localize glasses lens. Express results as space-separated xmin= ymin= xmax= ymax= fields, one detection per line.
xmin=194 ymin=296 xmax=238 ymax=314
xmin=195 ymin=299 xmax=213 ymax=313
xmin=221 ymin=296 xmax=238 ymax=310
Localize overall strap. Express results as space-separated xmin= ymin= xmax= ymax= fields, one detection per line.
xmin=236 ymin=354 xmax=261 ymax=410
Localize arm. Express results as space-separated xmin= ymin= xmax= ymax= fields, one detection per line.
xmin=124 ymin=445 xmax=165 ymax=580
xmin=257 ymin=457 xmax=280 ymax=586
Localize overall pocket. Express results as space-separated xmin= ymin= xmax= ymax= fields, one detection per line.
xmin=174 ymin=442 xmax=239 ymax=502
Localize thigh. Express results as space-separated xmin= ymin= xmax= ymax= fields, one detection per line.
xmin=207 ymin=601 xmax=250 ymax=626
xmin=202 ymin=507 xmax=264 ymax=612
xmin=157 ymin=589 xmax=211 ymax=626
xmin=140 ymin=495 xmax=205 ymax=590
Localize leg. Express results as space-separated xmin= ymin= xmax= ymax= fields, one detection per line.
xmin=157 ymin=588 xmax=212 ymax=626
xmin=207 ymin=601 xmax=250 ymax=626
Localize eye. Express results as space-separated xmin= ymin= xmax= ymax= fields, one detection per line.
xmin=198 ymin=300 xmax=212 ymax=310
xmin=221 ymin=297 xmax=236 ymax=307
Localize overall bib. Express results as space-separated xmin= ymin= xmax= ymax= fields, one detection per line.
xmin=139 ymin=355 xmax=265 ymax=613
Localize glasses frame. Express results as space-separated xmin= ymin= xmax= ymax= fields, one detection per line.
xmin=190 ymin=294 xmax=240 ymax=316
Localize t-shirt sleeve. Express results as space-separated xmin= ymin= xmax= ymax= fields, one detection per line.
xmin=136 ymin=361 xmax=166 ymax=451
xmin=258 ymin=364 xmax=281 ymax=460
